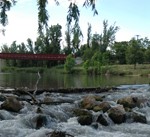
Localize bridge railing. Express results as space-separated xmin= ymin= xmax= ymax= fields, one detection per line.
xmin=0 ymin=53 xmax=67 ymax=60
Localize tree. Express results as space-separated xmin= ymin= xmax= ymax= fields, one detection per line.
xmin=87 ymin=23 xmax=92 ymax=48
xmin=72 ymin=23 xmax=83 ymax=55
xmin=0 ymin=0 xmax=98 ymax=35
xmin=126 ymin=38 xmax=144 ymax=69
xmin=100 ymin=20 xmax=119 ymax=53
xmin=27 ymin=38 xmax=34 ymax=53
xmin=91 ymin=33 xmax=101 ymax=51
xmin=48 ymin=24 xmax=62 ymax=54
xmin=64 ymin=23 xmax=72 ymax=55
xmin=112 ymin=41 xmax=128 ymax=64
xmin=64 ymin=54 xmax=75 ymax=73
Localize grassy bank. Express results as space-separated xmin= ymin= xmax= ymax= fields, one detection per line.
xmin=1 ymin=64 xmax=150 ymax=77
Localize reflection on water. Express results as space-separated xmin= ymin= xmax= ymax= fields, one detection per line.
xmin=0 ymin=72 xmax=149 ymax=88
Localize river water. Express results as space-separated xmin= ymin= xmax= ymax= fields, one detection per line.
xmin=0 ymin=72 xmax=149 ymax=89
xmin=0 ymin=72 xmax=150 ymax=137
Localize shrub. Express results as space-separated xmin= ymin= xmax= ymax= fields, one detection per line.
xmin=64 ymin=54 xmax=75 ymax=73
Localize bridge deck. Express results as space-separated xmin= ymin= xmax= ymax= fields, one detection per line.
xmin=0 ymin=53 xmax=67 ymax=60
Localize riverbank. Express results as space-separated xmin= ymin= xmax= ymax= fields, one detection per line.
xmin=1 ymin=64 xmax=150 ymax=77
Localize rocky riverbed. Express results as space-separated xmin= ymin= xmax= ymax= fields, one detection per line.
xmin=0 ymin=85 xmax=150 ymax=137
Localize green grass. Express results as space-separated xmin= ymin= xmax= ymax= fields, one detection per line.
xmin=1 ymin=64 xmax=150 ymax=77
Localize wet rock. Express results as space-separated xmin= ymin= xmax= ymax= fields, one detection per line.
xmin=132 ymin=111 xmax=147 ymax=124
xmin=108 ymin=105 xmax=126 ymax=124
xmin=1 ymin=96 xmax=23 ymax=112
xmin=73 ymin=109 xmax=92 ymax=117
xmin=0 ymin=95 xmax=5 ymax=101
xmin=117 ymin=96 xmax=145 ymax=109
xmin=80 ymin=95 xmax=96 ymax=110
xmin=33 ymin=114 xmax=47 ymax=129
xmin=36 ymin=107 xmax=43 ymax=114
xmin=74 ymin=108 xmax=93 ymax=125
xmin=47 ymin=131 xmax=74 ymax=137
xmin=43 ymin=97 xmax=53 ymax=104
xmin=94 ymin=95 xmax=104 ymax=101
xmin=78 ymin=115 xmax=93 ymax=125
xmin=93 ymin=102 xmax=111 ymax=112
xmin=91 ymin=122 xmax=99 ymax=129
xmin=96 ymin=113 xmax=109 ymax=126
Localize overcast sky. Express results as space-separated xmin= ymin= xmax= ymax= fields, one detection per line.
xmin=0 ymin=0 xmax=150 ymax=46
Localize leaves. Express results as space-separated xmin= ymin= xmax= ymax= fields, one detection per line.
xmin=83 ymin=0 xmax=98 ymax=15
xmin=37 ymin=0 xmax=49 ymax=35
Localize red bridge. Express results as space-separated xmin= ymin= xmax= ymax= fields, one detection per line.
xmin=0 ymin=53 xmax=67 ymax=60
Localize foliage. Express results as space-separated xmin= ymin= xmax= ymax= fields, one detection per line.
xmin=126 ymin=38 xmax=144 ymax=69
xmin=87 ymin=23 xmax=92 ymax=48
xmin=112 ymin=41 xmax=128 ymax=64
xmin=64 ymin=54 xmax=75 ymax=73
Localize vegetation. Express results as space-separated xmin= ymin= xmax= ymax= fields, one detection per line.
xmin=0 ymin=0 xmax=149 ymax=76
xmin=64 ymin=54 xmax=75 ymax=73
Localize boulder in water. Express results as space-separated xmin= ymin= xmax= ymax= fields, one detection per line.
xmin=96 ymin=113 xmax=109 ymax=126
xmin=93 ymin=102 xmax=111 ymax=112
xmin=132 ymin=111 xmax=147 ymax=124
xmin=1 ymin=96 xmax=23 ymax=112
xmin=117 ymin=96 xmax=143 ymax=109
xmin=80 ymin=95 xmax=96 ymax=110
xmin=108 ymin=105 xmax=126 ymax=124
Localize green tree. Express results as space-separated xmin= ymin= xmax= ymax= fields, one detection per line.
xmin=27 ymin=38 xmax=34 ymax=53
xmin=126 ymin=38 xmax=144 ymax=69
xmin=100 ymin=20 xmax=119 ymax=53
xmin=112 ymin=41 xmax=128 ymax=64
xmin=48 ymin=24 xmax=62 ymax=54
xmin=87 ymin=23 xmax=92 ymax=48
xmin=64 ymin=54 xmax=75 ymax=73
xmin=91 ymin=33 xmax=101 ymax=51
xmin=0 ymin=0 xmax=97 ymax=34
xmin=64 ymin=23 xmax=72 ymax=55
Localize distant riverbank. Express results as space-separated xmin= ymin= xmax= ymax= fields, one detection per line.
xmin=1 ymin=64 xmax=150 ymax=77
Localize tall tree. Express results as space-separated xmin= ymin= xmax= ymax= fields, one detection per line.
xmin=100 ymin=20 xmax=119 ymax=53
xmin=0 ymin=0 xmax=97 ymax=34
xmin=46 ymin=24 xmax=62 ymax=54
xmin=126 ymin=38 xmax=144 ymax=69
xmin=112 ymin=41 xmax=128 ymax=64
xmin=64 ymin=23 xmax=72 ymax=55
xmin=87 ymin=23 xmax=92 ymax=48
xmin=72 ymin=23 xmax=83 ymax=55
xmin=26 ymin=38 xmax=34 ymax=53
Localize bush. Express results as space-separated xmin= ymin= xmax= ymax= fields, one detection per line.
xmin=64 ymin=54 xmax=75 ymax=73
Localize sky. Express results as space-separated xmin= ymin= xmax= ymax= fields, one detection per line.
xmin=0 ymin=0 xmax=150 ymax=46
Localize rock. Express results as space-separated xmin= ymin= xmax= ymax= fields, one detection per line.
xmin=94 ymin=95 xmax=104 ymax=101
xmin=1 ymin=96 xmax=23 ymax=112
xmin=126 ymin=111 xmax=147 ymax=124
xmin=80 ymin=95 xmax=96 ymax=110
xmin=43 ymin=97 xmax=53 ymax=103
xmin=74 ymin=108 xmax=93 ymax=125
xmin=93 ymin=102 xmax=111 ymax=112
xmin=91 ymin=122 xmax=99 ymax=129
xmin=117 ymin=96 xmax=145 ymax=109
xmin=73 ymin=109 xmax=92 ymax=117
xmin=108 ymin=105 xmax=126 ymax=124
xmin=132 ymin=111 xmax=147 ymax=124
xmin=48 ymin=131 xmax=74 ymax=137
xmin=33 ymin=114 xmax=47 ymax=129
xmin=78 ymin=115 xmax=93 ymax=125
xmin=0 ymin=95 xmax=5 ymax=101
xmin=36 ymin=107 xmax=43 ymax=114
xmin=96 ymin=113 xmax=109 ymax=126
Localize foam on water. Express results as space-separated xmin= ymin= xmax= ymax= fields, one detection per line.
xmin=0 ymin=84 xmax=150 ymax=137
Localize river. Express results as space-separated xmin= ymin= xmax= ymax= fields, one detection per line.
xmin=0 ymin=72 xmax=150 ymax=137
xmin=0 ymin=72 xmax=149 ymax=89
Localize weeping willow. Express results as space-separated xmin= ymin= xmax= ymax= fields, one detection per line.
xmin=0 ymin=0 xmax=97 ymax=35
